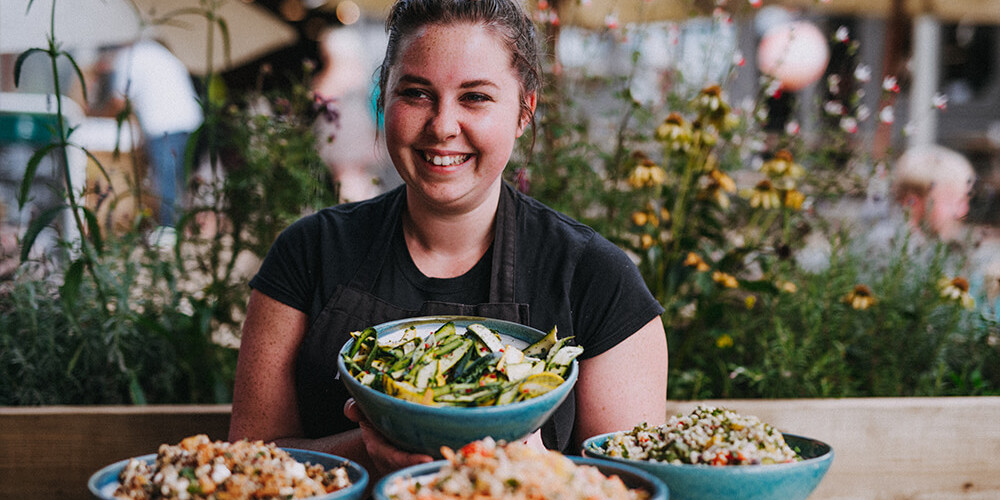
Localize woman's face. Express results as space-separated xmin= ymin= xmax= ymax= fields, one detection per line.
xmin=384 ymin=22 xmax=532 ymax=213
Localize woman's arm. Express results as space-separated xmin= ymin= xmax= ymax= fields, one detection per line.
xmin=571 ymin=316 xmax=668 ymax=450
xmin=230 ymin=290 xmax=307 ymax=443
xmin=229 ymin=290 xmax=430 ymax=476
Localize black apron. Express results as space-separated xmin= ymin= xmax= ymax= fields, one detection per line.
xmin=294 ymin=185 xmax=575 ymax=451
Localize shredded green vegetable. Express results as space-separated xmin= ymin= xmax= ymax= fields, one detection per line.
xmin=342 ymin=322 xmax=583 ymax=406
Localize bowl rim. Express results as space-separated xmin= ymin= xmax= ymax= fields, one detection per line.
xmin=87 ymin=448 xmax=369 ymax=499
xmin=372 ymin=455 xmax=669 ymax=500
xmin=581 ymin=431 xmax=834 ymax=471
xmin=336 ymin=315 xmax=579 ymax=414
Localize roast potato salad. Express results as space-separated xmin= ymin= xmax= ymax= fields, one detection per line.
xmin=341 ymin=322 xmax=582 ymax=406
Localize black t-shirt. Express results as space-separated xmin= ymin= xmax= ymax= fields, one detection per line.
xmin=250 ymin=183 xmax=663 ymax=360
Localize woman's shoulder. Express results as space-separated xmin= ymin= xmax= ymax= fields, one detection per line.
xmin=510 ymin=186 xmax=630 ymax=264
xmin=512 ymin=187 xmax=597 ymax=238
xmin=284 ymin=186 xmax=402 ymax=240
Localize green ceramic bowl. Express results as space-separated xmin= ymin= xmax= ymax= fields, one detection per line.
xmin=337 ymin=316 xmax=578 ymax=457
xmin=88 ymin=448 xmax=369 ymax=500
xmin=582 ymin=432 xmax=833 ymax=500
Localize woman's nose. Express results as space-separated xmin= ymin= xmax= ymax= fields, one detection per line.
xmin=425 ymin=102 xmax=460 ymax=140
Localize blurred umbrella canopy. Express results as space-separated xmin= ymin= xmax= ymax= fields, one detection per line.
xmin=0 ymin=0 xmax=140 ymax=54
xmin=773 ymin=0 xmax=1000 ymax=25
xmin=0 ymin=0 xmax=298 ymax=76
xmin=128 ymin=0 xmax=299 ymax=76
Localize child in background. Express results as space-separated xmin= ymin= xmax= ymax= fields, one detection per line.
xmin=892 ymin=144 xmax=975 ymax=242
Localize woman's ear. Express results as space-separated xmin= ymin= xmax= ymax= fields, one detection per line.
xmin=517 ymin=91 xmax=538 ymax=137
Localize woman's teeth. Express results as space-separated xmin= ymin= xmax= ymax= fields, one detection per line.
xmin=423 ymin=153 xmax=470 ymax=166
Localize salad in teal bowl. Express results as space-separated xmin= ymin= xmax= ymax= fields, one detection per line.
xmin=88 ymin=435 xmax=368 ymax=500
xmin=582 ymin=406 xmax=833 ymax=500
xmin=337 ymin=316 xmax=581 ymax=457
xmin=374 ymin=437 xmax=668 ymax=499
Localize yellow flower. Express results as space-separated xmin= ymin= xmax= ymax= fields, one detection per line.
xmin=716 ymin=334 xmax=734 ymax=349
xmin=938 ymin=276 xmax=975 ymax=310
xmin=684 ymin=252 xmax=710 ymax=271
xmin=777 ymin=281 xmax=798 ymax=294
xmin=748 ymin=180 xmax=781 ymax=209
xmin=640 ymin=233 xmax=655 ymax=249
xmin=761 ymin=150 xmax=805 ymax=189
xmin=713 ymin=271 xmax=739 ymax=288
xmin=655 ymin=112 xmax=691 ymax=151
xmin=660 ymin=207 xmax=671 ymax=223
xmin=690 ymin=120 xmax=719 ymax=148
xmin=695 ymin=85 xmax=732 ymax=130
xmin=843 ymin=284 xmax=876 ymax=310
xmin=784 ymin=189 xmax=806 ymax=210
xmin=631 ymin=211 xmax=649 ymax=226
xmin=701 ymin=169 xmax=737 ymax=209
xmin=745 ymin=295 xmax=757 ymax=309
xmin=628 ymin=164 xmax=668 ymax=189
xmin=709 ymin=169 xmax=736 ymax=193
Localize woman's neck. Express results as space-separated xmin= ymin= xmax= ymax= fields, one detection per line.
xmin=402 ymin=186 xmax=501 ymax=279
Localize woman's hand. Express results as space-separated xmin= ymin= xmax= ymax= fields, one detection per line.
xmin=344 ymin=398 xmax=434 ymax=476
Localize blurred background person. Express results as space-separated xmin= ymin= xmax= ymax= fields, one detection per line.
xmin=95 ymin=38 xmax=203 ymax=246
xmin=892 ymin=144 xmax=976 ymax=242
xmin=311 ymin=26 xmax=397 ymax=203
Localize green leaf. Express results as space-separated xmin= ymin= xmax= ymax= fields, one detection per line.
xmin=18 ymin=143 xmax=59 ymax=209
xmin=59 ymin=258 xmax=85 ymax=310
xmin=63 ymin=51 xmax=88 ymax=102
xmin=19 ymin=204 xmax=65 ymax=262
xmin=81 ymin=206 xmax=103 ymax=254
xmin=13 ymin=49 xmax=46 ymax=87
xmin=128 ymin=372 xmax=147 ymax=405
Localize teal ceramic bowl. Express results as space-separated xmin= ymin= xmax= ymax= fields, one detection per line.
xmin=88 ymin=448 xmax=368 ymax=500
xmin=373 ymin=456 xmax=669 ymax=500
xmin=337 ymin=316 xmax=578 ymax=457
xmin=582 ymin=433 xmax=833 ymax=500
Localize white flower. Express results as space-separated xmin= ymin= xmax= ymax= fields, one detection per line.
xmin=824 ymin=100 xmax=846 ymax=116
xmin=785 ymin=120 xmax=800 ymax=135
xmin=840 ymin=117 xmax=859 ymax=133
xmin=854 ymin=64 xmax=872 ymax=83
xmin=879 ymin=106 xmax=895 ymax=124
xmin=835 ymin=26 xmax=850 ymax=42
xmin=882 ymin=76 xmax=900 ymax=93
xmin=932 ymin=92 xmax=948 ymax=110
xmin=827 ymin=74 xmax=841 ymax=94
xmin=856 ymin=104 xmax=871 ymax=121
xmin=604 ymin=13 xmax=618 ymax=29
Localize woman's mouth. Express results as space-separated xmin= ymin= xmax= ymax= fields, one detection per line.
xmin=421 ymin=151 xmax=472 ymax=166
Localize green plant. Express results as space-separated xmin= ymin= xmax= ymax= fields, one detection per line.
xmin=1 ymin=0 xmax=333 ymax=405
xmin=515 ymin=13 xmax=1000 ymax=399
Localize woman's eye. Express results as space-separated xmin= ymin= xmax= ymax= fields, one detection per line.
xmin=398 ymin=88 xmax=430 ymax=99
xmin=463 ymin=93 xmax=492 ymax=103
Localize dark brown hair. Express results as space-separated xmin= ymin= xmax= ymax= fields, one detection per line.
xmin=375 ymin=0 xmax=542 ymax=138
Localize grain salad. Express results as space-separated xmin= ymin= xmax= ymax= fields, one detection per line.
xmin=598 ymin=405 xmax=801 ymax=466
xmin=386 ymin=437 xmax=650 ymax=499
xmin=113 ymin=434 xmax=352 ymax=500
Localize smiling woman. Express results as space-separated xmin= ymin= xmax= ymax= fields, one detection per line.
xmin=228 ymin=0 xmax=668 ymax=484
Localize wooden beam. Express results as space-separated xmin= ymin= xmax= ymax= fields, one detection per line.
xmin=2 ymin=398 xmax=998 ymax=499
xmin=0 ymin=405 xmax=230 ymax=500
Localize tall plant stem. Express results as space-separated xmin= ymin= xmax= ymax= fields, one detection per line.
xmin=44 ymin=0 xmax=111 ymax=310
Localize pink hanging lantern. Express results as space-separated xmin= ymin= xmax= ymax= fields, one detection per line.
xmin=757 ymin=21 xmax=830 ymax=91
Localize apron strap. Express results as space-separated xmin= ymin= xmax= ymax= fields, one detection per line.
xmin=489 ymin=183 xmax=518 ymax=304
xmin=346 ymin=187 xmax=405 ymax=293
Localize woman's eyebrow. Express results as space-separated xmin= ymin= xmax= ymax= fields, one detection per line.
xmin=398 ymin=74 xmax=431 ymax=85
xmin=460 ymin=79 xmax=498 ymax=90
xmin=396 ymin=74 xmax=498 ymax=90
